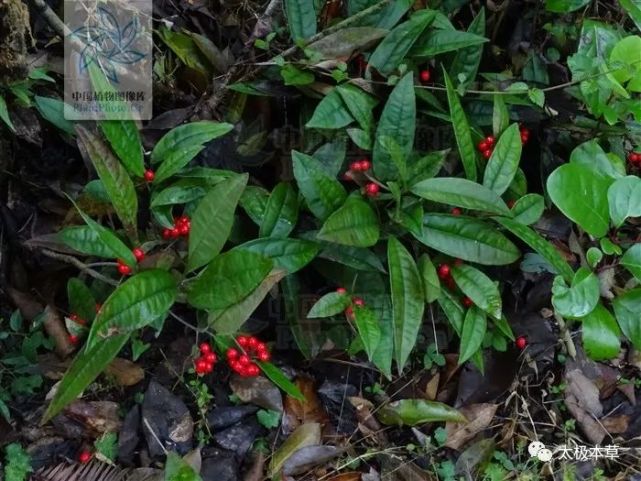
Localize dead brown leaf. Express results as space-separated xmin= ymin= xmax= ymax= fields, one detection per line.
xmin=564 ymin=369 xmax=605 ymax=444
xmin=105 ymin=358 xmax=145 ymax=386
xmin=600 ymin=415 xmax=629 ymax=434
xmin=444 ymin=403 xmax=498 ymax=451
xmin=43 ymin=305 xmax=75 ymax=358
xmin=284 ymin=377 xmax=328 ymax=432
xmin=324 ymin=472 xmax=362 ymax=481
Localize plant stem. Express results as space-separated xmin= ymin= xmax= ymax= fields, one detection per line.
xmin=40 ymin=249 xmax=119 ymax=286
xmin=554 ymin=313 xmax=577 ymax=359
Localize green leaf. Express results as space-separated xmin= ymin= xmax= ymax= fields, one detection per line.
xmin=368 ymin=10 xmax=436 ymax=76
xmin=353 ymin=305 xmax=381 ymax=361
xmin=451 ymin=265 xmax=501 ymax=319
xmin=234 ymin=238 xmax=320 ymax=274
xmin=551 ymin=267 xmax=600 ymax=318
xmin=76 ymin=126 xmax=138 ymax=238
xmin=306 ymin=89 xmax=354 ymax=129
xmin=528 ymin=88 xmax=545 ymax=107
xmin=188 ymin=174 xmax=248 ymax=271
xmin=459 ymin=306 xmax=487 ymax=364
xmin=158 ymin=26 xmax=211 ymax=74
xmin=411 ymin=178 xmax=511 ymax=216
xmin=150 ymin=180 xmax=209 ymax=208
xmin=257 ymin=361 xmax=304 ymax=400
xmin=42 ymin=334 xmax=129 ymax=422
xmin=377 ymin=399 xmax=466 ymax=426
xmin=492 ymin=94 xmax=509 ymax=136
xmin=411 ymin=29 xmax=488 ymax=57
xmin=351 ymin=0 xmax=412 ymax=29
xmin=388 ymin=237 xmax=425 ymax=373
xmin=546 ymin=163 xmax=612 ymax=238
xmin=268 ymin=423 xmax=321 ymax=477
xmin=601 ymin=237 xmax=622 ymax=255
xmin=318 ymin=243 xmax=386 ymax=272
xmin=494 ymin=217 xmax=574 ymax=282
xmin=307 ymin=27 xmax=388 ymax=60
xmin=443 ymin=70 xmax=477 ymax=181
xmin=418 ymin=253 xmax=440 ymax=303
xmin=416 ymin=214 xmax=520 ymax=265
xmin=260 ymin=182 xmax=299 ymax=238
xmin=437 ymin=289 xmax=465 ymax=335
xmin=292 ymin=151 xmax=347 ymax=220
xmin=67 ymin=278 xmax=96 ymax=322
xmin=209 ymin=269 xmax=286 ymax=334
xmin=619 ymin=0 xmax=641 ymax=31
xmin=317 ymin=195 xmax=380 ymax=247
xmin=165 ymin=452 xmax=202 ymax=481
xmin=570 ymin=140 xmax=625 ymax=180
xmin=34 ymin=96 xmax=75 ymax=135
xmin=482 ymin=123 xmax=522 ymax=195
xmin=612 ymin=288 xmax=641 ymax=350
xmin=546 ymin=0 xmax=590 ymax=12
xmin=187 ymin=251 xmax=273 ymax=309
xmin=284 ymin=0 xmax=317 ymax=40
xmin=256 ymin=409 xmax=282 ymax=429
xmin=0 ymin=95 xmax=15 ymax=132
xmin=336 ymin=84 xmax=378 ymax=132
xmin=581 ymin=304 xmax=621 ymax=361
xmin=607 ymin=176 xmax=641 ymax=227
xmin=151 ymin=121 xmax=234 ymax=183
xmin=280 ymin=64 xmax=315 ymax=86
xmin=511 ymin=194 xmax=545 ymax=225
xmin=240 ymin=186 xmax=270 ymax=226
xmin=58 ymin=225 xmax=132 ymax=263
xmin=621 ymin=243 xmax=641 ymax=281
xmin=586 ymin=247 xmax=603 ymax=268
xmin=86 ymin=270 xmax=177 ymax=347
xmin=373 ymin=73 xmax=416 ymax=181
xmin=308 ymin=292 xmax=351 ymax=318
xmin=450 ymin=8 xmax=486 ymax=91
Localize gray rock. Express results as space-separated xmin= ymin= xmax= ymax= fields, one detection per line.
xmin=200 ymin=448 xmax=238 ymax=481
xmin=118 ymin=405 xmax=140 ymax=464
xmin=212 ymin=419 xmax=262 ymax=457
xmin=207 ymin=405 xmax=258 ymax=431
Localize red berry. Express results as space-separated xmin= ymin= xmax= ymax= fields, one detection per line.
xmin=485 ymin=136 xmax=495 ymax=146
xmin=237 ymin=335 xmax=250 ymax=347
xmin=78 ymin=450 xmax=92 ymax=463
xmin=205 ymin=352 xmax=217 ymax=363
xmin=144 ymin=169 xmax=155 ymax=182
xmin=507 ymin=199 xmax=516 ymax=209
xmin=629 ymin=152 xmax=641 ymax=164
xmin=477 ymin=140 xmax=488 ymax=152
xmin=117 ymin=260 xmax=132 ymax=276
xmin=336 ymin=287 xmax=347 ymax=294
xmin=132 ymin=247 xmax=145 ymax=262
xmin=358 ymin=159 xmax=371 ymax=171
xmin=169 ymin=228 xmax=180 ymax=238
xmin=257 ymin=349 xmax=271 ymax=362
xmin=350 ymin=161 xmax=363 ymax=172
xmin=204 ymin=361 xmax=214 ymax=372
xmin=177 ymin=215 xmax=189 ymax=225
xmin=482 ymin=149 xmax=493 ymax=159
xmin=344 ymin=306 xmax=354 ymax=318
xmin=238 ymin=354 xmax=251 ymax=366
xmin=353 ymin=297 xmax=365 ymax=307
xmin=419 ymin=69 xmax=431 ymax=83
xmin=162 ymin=228 xmax=172 ymax=240
xmin=195 ymin=359 xmax=208 ymax=373
xmin=462 ymin=296 xmax=473 ymax=308
xmin=69 ymin=334 xmax=79 ymax=344
xmin=438 ymin=264 xmax=451 ymax=279
xmin=70 ymin=313 xmax=78 ymax=321
xmin=446 ymin=277 xmax=456 ymax=290
xmin=451 ymin=207 xmax=462 ymax=216
xmin=246 ymin=364 xmax=260 ymax=377
xmin=227 ymin=348 xmax=239 ymax=360
xmin=178 ymin=224 xmax=190 ymax=236
xmin=365 ymin=183 xmax=379 ymax=197
xmin=516 ymin=336 xmax=527 ymax=350
xmin=199 ymin=342 xmax=211 ymax=354
xmin=247 ymin=337 xmax=259 ymax=349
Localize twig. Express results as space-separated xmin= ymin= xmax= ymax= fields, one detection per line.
xmin=26 ymin=0 xmax=68 ymax=37
xmin=143 ymin=417 xmax=169 ymax=456
xmin=40 ymin=249 xmax=119 ymax=286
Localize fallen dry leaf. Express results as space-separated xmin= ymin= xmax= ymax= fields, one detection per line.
xmin=564 ymin=369 xmax=605 ymax=444
xmin=600 ymin=415 xmax=629 ymax=434
xmin=284 ymin=376 xmax=329 ymax=432
xmin=105 ymin=358 xmax=145 ymax=386
xmin=445 ymin=403 xmax=498 ymax=451
xmin=324 ymin=471 xmax=362 ymax=481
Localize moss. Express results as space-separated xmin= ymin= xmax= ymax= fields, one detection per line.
xmin=0 ymin=0 xmax=31 ymax=85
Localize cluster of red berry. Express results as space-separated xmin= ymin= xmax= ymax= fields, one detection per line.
xmin=627 ymin=151 xmax=641 ymax=165
xmin=519 ymin=126 xmax=530 ymax=145
xmin=342 ymin=159 xmax=380 ymax=198
xmin=194 ymin=342 xmax=218 ymax=375
xmin=78 ymin=450 xmax=92 ymax=463
xmin=68 ymin=312 xmax=86 ymax=345
xmin=162 ymin=215 xmax=191 ymax=240
xmin=116 ymin=247 xmax=146 ymax=276
xmin=477 ymin=135 xmax=496 ymax=159
xmin=226 ymin=335 xmax=270 ymax=377
xmin=419 ymin=69 xmax=431 ymax=83
xmin=144 ymin=169 xmax=155 ymax=182
xmin=336 ymin=287 xmax=365 ymax=319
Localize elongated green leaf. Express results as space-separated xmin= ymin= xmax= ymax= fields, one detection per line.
xmin=368 ymin=10 xmax=436 ymax=76
xmin=377 ymin=399 xmax=466 ymax=426
xmin=318 ymin=244 xmax=386 ymax=272
xmin=240 ymin=186 xmax=270 ymax=226
xmin=511 ymin=194 xmax=544 ymax=225
xmin=373 ymin=74 xmax=416 ymax=181
xmin=76 ymin=126 xmax=138 ymax=238
xmin=494 ymin=217 xmax=574 ymax=282
xmin=209 ymin=269 xmax=286 ymax=334
xmin=188 ymin=174 xmax=248 ymax=271
xmin=552 ymin=268 xmax=599 ymax=318
xmin=307 ymin=27 xmax=388 ymax=60
xmin=152 ymin=121 xmax=234 ymax=182
xmin=67 ymin=278 xmax=96 ymax=322
xmin=306 ymin=89 xmax=354 ymax=129
xmin=546 ymin=163 xmax=613 ymax=238
xmin=317 ymin=195 xmax=380 ymax=247
xmin=451 ymin=265 xmax=501 ymax=319
xmin=612 ymin=288 xmax=641 ymax=350
xmin=336 ymin=84 xmax=378 ymax=132
xmin=86 ymin=270 xmax=176 ymax=348
xmin=292 ymin=151 xmax=347 ymax=220
xmin=418 ymin=254 xmax=440 ymax=303
xmin=150 ymin=180 xmax=208 ymax=208
xmin=34 ymin=96 xmax=75 ymax=135
xmin=0 ymin=95 xmax=15 ymax=132
xmin=187 ymin=251 xmax=273 ymax=309
xmin=482 ymin=123 xmax=522 ymax=195
xmin=416 ymin=214 xmax=520 ymax=265
xmin=437 ymin=289 xmax=465 ymax=335
xmin=492 ymin=94 xmax=509 ymax=136
xmin=581 ymin=304 xmax=621 ymax=361
xmin=353 ymin=305 xmax=381 ymax=361
xmin=269 ymin=423 xmax=321 ymax=477
xmin=58 ymin=225 xmax=132 ymax=263
xmin=388 ymin=237 xmax=424 ymax=373
xmin=234 ymin=238 xmax=320 ymax=274
xmin=308 ymin=292 xmax=352 ymax=318
xmin=42 ymin=333 xmax=129 ymax=422
xmin=285 ymin=0 xmax=317 ymax=40
xmin=411 ymin=29 xmax=487 ymax=57
xmin=260 ymin=183 xmax=299 ymax=238
xmin=257 ymin=361 xmax=305 ymax=400
xmin=351 ymin=0 xmax=412 ymax=28
xmin=411 ymin=177 xmax=511 ymax=216
xmin=621 ymin=244 xmax=641 ymax=281
xmin=450 ymin=8 xmax=486 ymax=91
xmin=443 ymin=70 xmax=477 ymax=180
xmin=607 ymin=176 xmax=641 ymax=227
xmin=459 ymin=306 xmax=486 ymax=364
